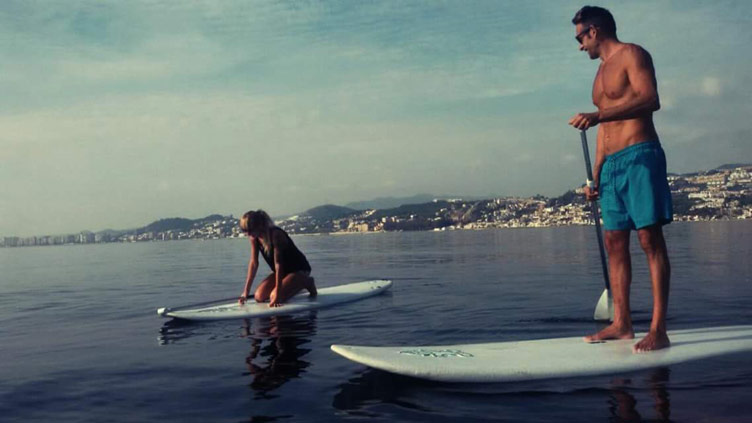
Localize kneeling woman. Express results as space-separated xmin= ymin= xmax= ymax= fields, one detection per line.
xmin=239 ymin=210 xmax=317 ymax=307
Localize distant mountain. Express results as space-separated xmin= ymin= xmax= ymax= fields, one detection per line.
xmin=715 ymin=163 xmax=751 ymax=170
xmin=369 ymin=200 xmax=453 ymax=219
xmin=138 ymin=214 xmax=230 ymax=234
xmin=344 ymin=194 xmax=437 ymax=210
xmin=302 ymin=205 xmax=359 ymax=221
xmin=547 ymin=190 xmax=586 ymax=207
xmin=142 ymin=218 xmax=194 ymax=233
xmin=345 ymin=194 xmax=493 ymax=211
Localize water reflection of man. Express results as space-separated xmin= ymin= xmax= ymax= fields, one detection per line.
xmin=608 ymin=367 xmax=671 ymax=422
xmin=333 ymin=367 xmax=671 ymax=421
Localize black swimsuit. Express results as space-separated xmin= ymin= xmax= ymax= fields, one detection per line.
xmin=256 ymin=227 xmax=311 ymax=276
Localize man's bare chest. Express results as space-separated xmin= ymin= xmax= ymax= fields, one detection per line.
xmin=593 ymin=63 xmax=631 ymax=104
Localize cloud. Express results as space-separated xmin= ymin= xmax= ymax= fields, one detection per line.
xmin=660 ymin=74 xmax=729 ymax=110
xmin=560 ymin=153 xmax=578 ymax=164
xmin=701 ymin=77 xmax=722 ymax=97
xmin=514 ymin=153 xmax=534 ymax=163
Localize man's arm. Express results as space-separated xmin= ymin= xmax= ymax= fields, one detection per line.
xmin=584 ymin=125 xmax=606 ymax=201
xmin=593 ymin=124 xmax=606 ymax=187
xmin=598 ymin=45 xmax=660 ymax=122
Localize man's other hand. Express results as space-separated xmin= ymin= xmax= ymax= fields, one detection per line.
xmin=584 ymin=184 xmax=600 ymax=201
xmin=569 ymin=112 xmax=600 ymax=130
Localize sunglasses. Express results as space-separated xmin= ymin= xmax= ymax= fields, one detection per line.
xmin=575 ymin=26 xmax=593 ymax=44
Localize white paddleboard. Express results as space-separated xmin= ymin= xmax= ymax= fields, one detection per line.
xmin=158 ymin=279 xmax=391 ymax=321
xmin=331 ymin=325 xmax=752 ymax=383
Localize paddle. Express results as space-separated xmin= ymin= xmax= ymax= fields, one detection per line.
xmin=579 ymin=129 xmax=613 ymax=321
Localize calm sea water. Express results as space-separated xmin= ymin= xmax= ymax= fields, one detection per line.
xmin=1 ymin=221 xmax=751 ymax=422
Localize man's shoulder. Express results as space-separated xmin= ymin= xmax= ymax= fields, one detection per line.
xmin=620 ymin=43 xmax=652 ymax=60
xmin=612 ymin=43 xmax=653 ymax=69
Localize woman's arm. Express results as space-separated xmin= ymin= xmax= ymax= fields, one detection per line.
xmin=240 ymin=237 xmax=259 ymax=304
xmin=269 ymin=231 xmax=288 ymax=307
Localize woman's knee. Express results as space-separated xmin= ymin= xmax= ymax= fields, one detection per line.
xmin=254 ymin=275 xmax=275 ymax=302
xmin=253 ymin=284 xmax=274 ymax=303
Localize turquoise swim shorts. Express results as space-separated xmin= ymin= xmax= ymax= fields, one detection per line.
xmin=599 ymin=141 xmax=673 ymax=231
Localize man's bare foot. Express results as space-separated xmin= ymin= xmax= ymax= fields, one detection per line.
xmin=633 ymin=330 xmax=670 ymax=353
xmin=584 ymin=324 xmax=634 ymax=343
xmin=306 ymin=277 xmax=317 ymax=297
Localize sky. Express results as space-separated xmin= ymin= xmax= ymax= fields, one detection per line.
xmin=1 ymin=1 xmax=751 ymax=237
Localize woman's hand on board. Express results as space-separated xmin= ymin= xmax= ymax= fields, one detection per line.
xmin=269 ymin=290 xmax=283 ymax=307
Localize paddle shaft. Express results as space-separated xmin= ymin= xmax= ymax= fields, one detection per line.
xmin=580 ymin=130 xmax=611 ymax=291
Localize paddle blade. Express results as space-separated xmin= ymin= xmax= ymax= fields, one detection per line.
xmin=593 ymin=289 xmax=613 ymax=321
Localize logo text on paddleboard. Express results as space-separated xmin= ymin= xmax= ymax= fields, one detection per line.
xmin=199 ymin=306 xmax=237 ymax=313
xmin=399 ymin=349 xmax=474 ymax=358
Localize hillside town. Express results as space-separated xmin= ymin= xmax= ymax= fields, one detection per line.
xmin=3 ymin=165 xmax=751 ymax=248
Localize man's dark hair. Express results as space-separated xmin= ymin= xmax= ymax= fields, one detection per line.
xmin=572 ymin=6 xmax=617 ymax=37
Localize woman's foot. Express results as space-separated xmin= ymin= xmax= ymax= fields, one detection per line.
xmin=306 ymin=276 xmax=317 ymax=297
xmin=584 ymin=323 xmax=634 ymax=343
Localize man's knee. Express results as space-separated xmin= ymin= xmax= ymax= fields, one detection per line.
xmin=638 ymin=226 xmax=664 ymax=254
xmin=605 ymin=231 xmax=629 ymax=254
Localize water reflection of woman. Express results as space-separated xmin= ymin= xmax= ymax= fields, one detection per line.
xmin=241 ymin=316 xmax=314 ymax=396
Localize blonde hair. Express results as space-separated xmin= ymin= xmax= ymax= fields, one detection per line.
xmin=239 ymin=209 xmax=274 ymax=235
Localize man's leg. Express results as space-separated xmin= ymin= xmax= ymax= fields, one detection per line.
xmin=585 ymin=229 xmax=635 ymax=342
xmin=633 ymin=224 xmax=671 ymax=352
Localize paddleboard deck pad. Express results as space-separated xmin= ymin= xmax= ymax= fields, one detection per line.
xmin=158 ymin=279 xmax=391 ymax=321
xmin=331 ymin=325 xmax=752 ymax=383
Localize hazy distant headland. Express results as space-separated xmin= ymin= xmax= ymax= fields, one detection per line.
xmin=3 ymin=164 xmax=751 ymax=248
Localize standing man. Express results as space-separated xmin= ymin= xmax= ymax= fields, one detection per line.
xmin=568 ymin=6 xmax=673 ymax=353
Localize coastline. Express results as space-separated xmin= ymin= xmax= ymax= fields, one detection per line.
xmin=3 ymin=218 xmax=749 ymax=248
